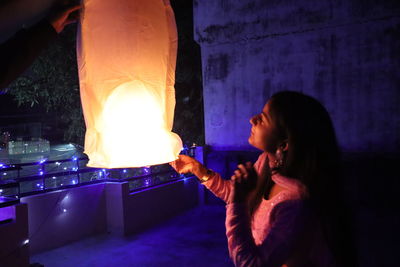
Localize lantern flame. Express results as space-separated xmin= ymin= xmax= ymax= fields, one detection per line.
xmin=91 ymin=80 xmax=182 ymax=168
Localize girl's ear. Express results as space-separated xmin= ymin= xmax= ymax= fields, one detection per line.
xmin=280 ymin=139 xmax=289 ymax=152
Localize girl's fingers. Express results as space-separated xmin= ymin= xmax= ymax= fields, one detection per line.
xmin=234 ymin=170 xmax=242 ymax=177
xmin=231 ymin=174 xmax=240 ymax=181
xmin=231 ymin=175 xmax=239 ymax=183
xmin=237 ymin=164 xmax=248 ymax=177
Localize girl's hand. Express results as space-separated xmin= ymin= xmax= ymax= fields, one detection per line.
xmin=169 ymin=155 xmax=208 ymax=180
xmin=230 ymin=162 xmax=258 ymax=203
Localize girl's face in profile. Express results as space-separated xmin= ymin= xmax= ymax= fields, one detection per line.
xmin=248 ymin=101 xmax=281 ymax=153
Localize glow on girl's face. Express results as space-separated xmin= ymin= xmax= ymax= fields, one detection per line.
xmin=248 ymin=102 xmax=281 ymax=153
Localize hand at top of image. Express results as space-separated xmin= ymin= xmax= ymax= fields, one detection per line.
xmin=48 ymin=4 xmax=82 ymax=33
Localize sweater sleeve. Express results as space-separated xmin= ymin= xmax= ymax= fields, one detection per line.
xmin=202 ymin=172 xmax=233 ymax=204
xmin=0 ymin=20 xmax=58 ymax=90
xmin=225 ymin=199 xmax=308 ymax=267
xmin=202 ymin=152 xmax=266 ymax=204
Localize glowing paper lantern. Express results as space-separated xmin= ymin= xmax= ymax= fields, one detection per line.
xmin=77 ymin=0 xmax=182 ymax=168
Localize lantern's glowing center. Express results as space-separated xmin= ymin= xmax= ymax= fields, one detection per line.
xmin=87 ymin=80 xmax=181 ymax=168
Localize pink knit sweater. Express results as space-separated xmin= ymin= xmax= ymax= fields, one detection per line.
xmin=203 ymin=152 xmax=336 ymax=267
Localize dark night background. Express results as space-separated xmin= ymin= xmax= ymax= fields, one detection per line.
xmin=1 ymin=0 xmax=400 ymax=266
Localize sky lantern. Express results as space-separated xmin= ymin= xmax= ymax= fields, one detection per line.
xmin=76 ymin=0 xmax=182 ymax=168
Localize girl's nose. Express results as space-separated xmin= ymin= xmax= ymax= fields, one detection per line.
xmin=250 ymin=115 xmax=256 ymax=125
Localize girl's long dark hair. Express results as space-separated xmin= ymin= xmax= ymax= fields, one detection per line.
xmin=250 ymin=91 xmax=357 ymax=267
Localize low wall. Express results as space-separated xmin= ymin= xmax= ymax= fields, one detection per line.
xmin=21 ymin=183 xmax=107 ymax=254
xmin=0 ymin=203 xmax=29 ymax=267
xmin=122 ymin=177 xmax=199 ymax=235
xmin=17 ymin=178 xmax=199 ymax=255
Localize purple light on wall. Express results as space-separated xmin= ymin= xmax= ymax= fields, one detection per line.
xmin=0 ymin=206 xmax=15 ymax=221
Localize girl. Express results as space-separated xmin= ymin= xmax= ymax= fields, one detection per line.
xmin=170 ymin=91 xmax=356 ymax=267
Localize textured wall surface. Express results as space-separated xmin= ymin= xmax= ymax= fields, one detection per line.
xmin=194 ymin=0 xmax=400 ymax=153
xmin=21 ymin=183 xmax=107 ymax=254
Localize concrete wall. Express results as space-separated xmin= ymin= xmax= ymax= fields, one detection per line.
xmin=122 ymin=178 xmax=199 ymax=235
xmin=105 ymin=179 xmax=199 ymax=236
xmin=194 ymin=0 xmax=400 ymax=153
xmin=21 ymin=183 xmax=107 ymax=254
xmin=18 ymin=179 xmax=199 ymax=254
xmin=0 ymin=203 xmax=29 ymax=267
xmin=194 ymin=2 xmax=400 ymax=265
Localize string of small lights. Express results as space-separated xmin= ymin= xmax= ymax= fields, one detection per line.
xmin=0 ymin=144 xmax=197 ymax=199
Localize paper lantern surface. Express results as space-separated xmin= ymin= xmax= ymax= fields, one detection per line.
xmin=77 ymin=0 xmax=182 ymax=168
